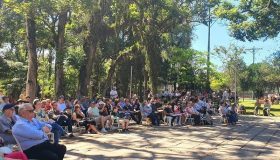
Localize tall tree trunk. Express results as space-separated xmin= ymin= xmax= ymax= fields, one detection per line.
xmin=25 ymin=1 xmax=37 ymax=101
xmin=102 ymin=61 xmax=116 ymax=96
xmin=48 ymin=51 xmax=52 ymax=80
xmin=55 ymin=11 xmax=67 ymax=97
xmin=79 ymin=10 xmax=102 ymax=96
xmin=79 ymin=31 xmax=98 ymax=96
xmin=139 ymin=77 xmax=144 ymax=102
xmin=145 ymin=32 xmax=161 ymax=95
xmin=144 ymin=68 xmax=148 ymax=100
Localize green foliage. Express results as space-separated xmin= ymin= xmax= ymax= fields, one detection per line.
xmin=0 ymin=59 xmax=27 ymax=98
xmin=1 ymin=0 xmax=280 ymax=100
xmin=214 ymin=0 xmax=280 ymax=41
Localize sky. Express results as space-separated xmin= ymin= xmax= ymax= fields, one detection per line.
xmin=191 ymin=20 xmax=280 ymax=69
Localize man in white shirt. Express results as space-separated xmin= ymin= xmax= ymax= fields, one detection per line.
xmin=87 ymin=101 xmax=108 ymax=133
xmin=222 ymin=90 xmax=229 ymax=101
xmin=110 ymin=87 xmax=118 ymax=99
xmin=57 ymin=95 xmax=66 ymax=112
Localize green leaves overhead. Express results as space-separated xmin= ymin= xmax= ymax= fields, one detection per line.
xmin=214 ymin=0 xmax=280 ymax=41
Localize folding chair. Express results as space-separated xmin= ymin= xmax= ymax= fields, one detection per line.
xmin=72 ymin=122 xmax=86 ymax=134
xmin=184 ymin=114 xmax=194 ymax=125
xmin=11 ymin=133 xmax=30 ymax=160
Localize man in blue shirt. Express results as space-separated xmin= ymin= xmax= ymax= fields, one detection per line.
xmin=12 ymin=103 xmax=66 ymax=160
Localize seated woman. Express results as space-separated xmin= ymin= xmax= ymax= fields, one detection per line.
xmin=120 ymin=106 xmax=132 ymax=132
xmin=33 ymin=99 xmax=65 ymax=144
xmin=218 ymin=102 xmax=228 ymax=124
xmin=72 ymin=104 xmax=100 ymax=134
xmin=185 ymin=102 xmax=201 ymax=125
xmin=181 ymin=101 xmax=189 ymax=124
xmin=163 ymin=103 xmax=177 ymax=126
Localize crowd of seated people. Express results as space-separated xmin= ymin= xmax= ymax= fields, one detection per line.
xmin=0 ymin=89 xmax=246 ymax=159
xmin=218 ymin=100 xmax=238 ymax=125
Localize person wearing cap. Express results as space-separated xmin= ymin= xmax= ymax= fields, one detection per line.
xmin=0 ymin=104 xmax=17 ymax=144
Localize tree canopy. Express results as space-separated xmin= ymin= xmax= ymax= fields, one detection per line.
xmin=0 ymin=0 xmax=279 ymax=101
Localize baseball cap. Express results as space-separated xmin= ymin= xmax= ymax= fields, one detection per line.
xmin=59 ymin=95 xmax=65 ymax=99
xmin=2 ymin=104 xmax=15 ymax=112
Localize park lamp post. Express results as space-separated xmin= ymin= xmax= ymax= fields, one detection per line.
xmin=231 ymin=56 xmax=238 ymax=104
xmin=130 ymin=65 xmax=133 ymax=98
xmin=175 ymin=63 xmax=180 ymax=90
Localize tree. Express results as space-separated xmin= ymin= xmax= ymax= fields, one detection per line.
xmin=270 ymin=51 xmax=280 ymax=93
xmin=214 ymin=44 xmax=246 ymax=102
xmin=78 ymin=0 xmax=107 ymax=96
xmin=25 ymin=0 xmax=38 ymax=100
xmin=214 ymin=0 xmax=280 ymax=41
xmin=37 ymin=0 xmax=70 ymax=97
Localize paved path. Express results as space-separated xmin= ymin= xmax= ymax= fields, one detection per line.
xmin=61 ymin=115 xmax=280 ymax=160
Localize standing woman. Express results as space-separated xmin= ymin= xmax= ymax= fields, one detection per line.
xmin=254 ymin=99 xmax=261 ymax=116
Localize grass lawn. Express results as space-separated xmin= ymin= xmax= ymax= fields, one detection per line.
xmin=239 ymin=99 xmax=280 ymax=117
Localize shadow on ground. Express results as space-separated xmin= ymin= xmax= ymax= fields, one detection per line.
xmin=61 ymin=115 xmax=280 ymax=160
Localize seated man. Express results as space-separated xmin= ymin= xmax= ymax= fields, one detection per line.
xmin=124 ymin=99 xmax=141 ymax=124
xmin=142 ymin=100 xmax=159 ymax=126
xmin=12 ymin=103 xmax=66 ymax=160
xmin=87 ymin=101 xmax=109 ymax=133
xmin=0 ymin=104 xmax=17 ymax=144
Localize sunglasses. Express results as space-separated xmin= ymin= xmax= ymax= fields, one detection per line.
xmin=25 ymin=109 xmax=35 ymax=113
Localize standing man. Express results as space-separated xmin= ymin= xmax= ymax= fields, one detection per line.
xmin=110 ymin=87 xmax=118 ymax=99
xmin=12 ymin=103 xmax=66 ymax=160
xmin=57 ymin=95 xmax=66 ymax=112
xmin=222 ymin=89 xmax=229 ymax=102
